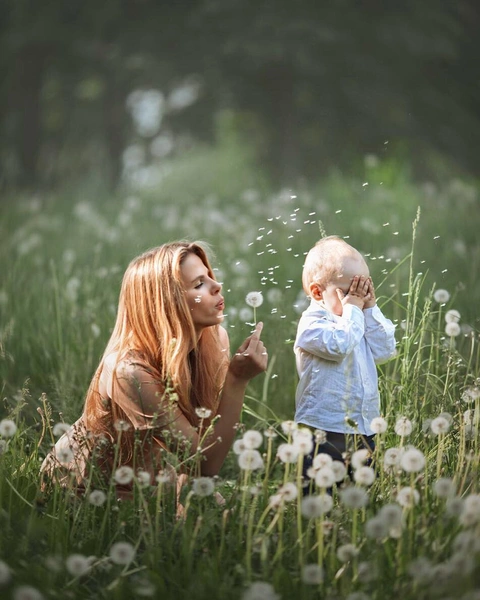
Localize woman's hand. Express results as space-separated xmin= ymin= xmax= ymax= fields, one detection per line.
xmin=228 ymin=322 xmax=268 ymax=381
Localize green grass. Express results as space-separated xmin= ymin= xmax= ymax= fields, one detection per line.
xmin=0 ymin=149 xmax=480 ymax=599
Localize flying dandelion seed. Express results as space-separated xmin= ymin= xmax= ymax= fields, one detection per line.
xmin=109 ymin=541 xmax=136 ymax=565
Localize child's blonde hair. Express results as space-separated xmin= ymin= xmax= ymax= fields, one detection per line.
xmin=302 ymin=235 xmax=364 ymax=295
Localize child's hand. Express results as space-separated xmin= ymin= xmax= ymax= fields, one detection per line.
xmin=363 ymin=277 xmax=376 ymax=309
xmin=340 ymin=275 xmax=371 ymax=310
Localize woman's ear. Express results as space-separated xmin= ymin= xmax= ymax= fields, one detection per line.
xmin=309 ymin=283 xmax=323 ymax=301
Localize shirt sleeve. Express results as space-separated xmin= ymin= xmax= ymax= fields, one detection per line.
xmin=363 ymin=305 xmax=397 ymax=364
xmin=295 ymin=304 xmax=366 ymax=362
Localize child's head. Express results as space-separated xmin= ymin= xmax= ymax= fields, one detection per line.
xmin=302 ymin=236 xmax=370 ymax=313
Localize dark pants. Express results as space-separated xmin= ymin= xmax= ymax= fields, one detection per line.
xmin=300 ymin=428 xmax=376 ymax=495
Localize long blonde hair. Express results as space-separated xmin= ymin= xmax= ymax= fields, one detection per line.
xmin=84 ymin=241 xmax=228 ymax=448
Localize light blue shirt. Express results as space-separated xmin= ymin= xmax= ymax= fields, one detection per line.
xmin=294 ymin=300 xmax=397 ymax=436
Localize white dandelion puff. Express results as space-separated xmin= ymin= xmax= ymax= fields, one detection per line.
xmin=276 ymin=443 xmax=299 ymax=464
xmin=300 ymin=494 xmax=333 ymax=518
xmin=445 ymin=322 xmax=461 ymax=337
xmin=192 ymin=477 xmax=215 ymax=497
xmin=394 ymin=416 xmax=413 ymax=437
xmin=114 ymin=466 xmax=135 ymax=485
xmin=292 ymin=433 xmax=314 ymax=456
xmin=315 ymin=467 xmax=336 ymax=489
xmin=280 ymin=420 xmax=298 ymax=435
xmin=370 ymin=417 xmax=388 ymax=434
xmin=263 ymin=427 xmax=278 ymax=439
xmin=351 ymin=449 xmax=371 ymax=470
xmin=312 ymin=453 xmax=333 ymax=470
xmin=378 ymin=503 xmax=404 ymax=529
xmin=400 ymin=448 xmax=426 ymax=473
xmin=383 ymin=447 xmax=403 ymax=470
xmin=238 ymin=449 xmax=264 ymax=471
xmin=65 ymin=553 xmax=93 ymax=576
xmin=245 ymin=292 xmax=263 ymax=308
xmin=233 ymin=439 xmax=247 ymax=455
xmin=365 ymin=516 xmax=389 ymax=540
xmin=242 ymin=582 xmax=279 ymax=600
xmin=396 ymin=486 xmax=420 ymax=508
xmin=0 ymin=559 xmax=11 ymax=584
xmin=430 ymin=416 xmax=451 ymax=435
xmin=445 ymin=309 xmax=461 ymax=323
xmin=433 ymin=478 xmax=456 ymax=499
xmin=109 ymin=541 xmax=136 ymax=565
xmin=278 ymin=482 xmax=298 ymax=502
xmin=52 ymin=422 xmax=72 ymax=437
xmin=56 ymin=447 xmax=74 ymax=465
xmin=301 ymin=563 xmax=324 ymax=585
xmin=337 ymin=543 xmax=359 ymax=563
xmin=242 ymin=429 xmax=263 ymax=449
xmin=113 ymin=419 xmax=131 ymax=432
xmin=136 ymin=470 xmax=152 ymax=488
xmin=88 ymin=490 xmax=107 ymax=506
xmin=353 ymin=466 xmax=376 ymax=486
xmin=12 ymin=586 xmax=44 ymax=600
xmin=340 ymin=487 xmax=369 ymax=509
xmin=195 ymin=407 xmax=212 ymax=419
xmin=462 ymin=386 xmax=480 ymax=404
xmin=433 ymin=289 xmax=450 ymax=303
xmin=0 ymin=419 xmax=17 ymax=438
xmin=331 ymin=460 xmax=347 ymax=482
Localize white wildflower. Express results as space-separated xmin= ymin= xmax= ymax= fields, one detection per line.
xmin=445 ymin=322 xmax=461 ymax=337
xmin=370 ymin=416 xmax=388 ymax=434
xmin=445 ymin=309 xmax=461 ymax=323
xmin=114 ymin=466 xmax=134 ymax=485
xmin=433 ymin=477 xmax=456 ymax=499
xmin=301 ymin=494 xmax=333 ymax=518
xmin=195 ymin=407 xmax=212 ymax=419
xmin=238 ymin=449 xmax=264 ymax=471
xmin=242 ymin=430 xmax=263 ymax=449
xmin=340 ymin=487 xmax=369 ymax=509
xmin=278 ymin=482 xmax=298 ymax=502
xmin=242 ymin=581 xmax=279 ymax=600
xmin=353 ymin=466 xmax=376 ymax=486
xmin=109 ymin=541 xmax=136 ymax=565
xmin=65 ymin=553 xmax=92 ymax=576
xmin=400 ymin=448 xmax=425 ymax=473
xmin=396 ymin=486 xmax=420 ymax=508
xmin=88 ymin=490 xmax=107 ymax=506
xmin=0 ymin=419 xmax=17 ymax=438
xmin=0 ymin=559 xmax=11 ymax=584
xmin=351 ymin=449 xmax=371 ymax=470
xmin=430 ymin=416 xmax=451 ymax=435
xmin=245 ymin=291 xmax=263 ymax=308
xmin=301 ymin=563 xmax=324 ymax=584
xmin=394 ymin=416 xmax=412 ymax=437
xmin=433 ymin=289 xmax=450 ymax=303
xmin=337 ymin=543 xmax=359 ymax=563
xmin=315 ymin=467 xmax=336 ymax=489
xmin=192 ymin=477 xmax=215 ymax=497
xmin=276 ymin=443 xmax=299 ymax=464
xmin=12 ymin=586 xmax=44 ymax=600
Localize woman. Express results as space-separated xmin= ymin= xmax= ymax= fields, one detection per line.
xmin=41 ymin=241 xmax=268 ymax=495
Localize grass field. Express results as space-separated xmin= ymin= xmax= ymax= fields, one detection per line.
xmin=1 ymin=148 xmax=479 ymax=599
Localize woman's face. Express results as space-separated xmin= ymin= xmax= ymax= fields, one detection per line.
xmin=180 ymin=253 xmax=224 ymax=336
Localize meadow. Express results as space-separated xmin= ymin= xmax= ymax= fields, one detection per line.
xmin=0 ymin=144 xmax=479 ymax=600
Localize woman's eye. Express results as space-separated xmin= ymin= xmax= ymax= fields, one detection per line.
xmin=194 ymin=282 xmax=203 ymax=289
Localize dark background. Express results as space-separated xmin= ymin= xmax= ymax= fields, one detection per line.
xmin=1 ymin=0 xmax=479 ymax=191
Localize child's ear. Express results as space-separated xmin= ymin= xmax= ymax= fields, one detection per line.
xmin=309 ymin=283 xmax=323 ymax=301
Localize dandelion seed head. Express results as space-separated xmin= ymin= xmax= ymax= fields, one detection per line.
xmin=192 ymin=476 xmax=215 ymax=497
xmin=400 ymin=447 xmax=426 ymax=473
xmin=278 ymin=482 xmax=298 ymax=502
xmin=245 ymin=291 xmax=263 ymax=308
xmin=113 ymin=419 xmax=131 ymax=432
xmin=434 ymin=289 xmax=450 ymax=303
xmin=242 ymin=429 xmax=263 ymax=449
xmin=312 ymin=453 xmax=333 ymax=470
xmin=445 ymin=309 xmax=461 ymax=323
xmin=195 ymin=407 xmax=212 ymax=419
xmin=331 ymin=460 xmax=347 ymax=482
xmin=430 ymin=416 xmax=451 ymax=435
xmin=445 ymin=322 xmax=461 ymax=337
xmin=394 ymin=416 xmax=413 ymax=437
xmin=276 ymin=443 xmax=299 ymax=464
xmin=65 ymin=553 xmax=92 ymax=576
xmin=0 ymin=559 xmax=11 ymax=584
xmin=351 ymin=449 xmax=371 ymax=470
xmin=263 ymin=427 xmax=278 ymax=439
xmin=462 ymin=386 xmax=480 ymax=404
xmin=233 ymin=439 xmax=247 ymax=455
xmin=315 ymin=466 xmax=336 ymax=489
xmin=280 ymin=420 xmax=297 ymax=435
xmin=301 ymin=494 xmax=333 ymax=518
xmin=56 ymin=447 xmax=74 ymax=465
xmin=0 ymin=419 xmax=17 ymax=438
xmin=340 ymin=486 xmax=369 ymax=509
xmin=301 ymin=564 xmax=324 ymax=585
xmin=242 ymin=581 xmax=280 ymax=600
xmin=136 ymin=470 xmax=151 ymax=488
xmin=238 ymin=449 xmax=264 ymax=471
xmin=365 ymin=516 xmax=389 ymax=539
xmin=114 ymin=466 xmax=134 ymax=485
xmin=396 ymin=486 xmax=420 ymax=508
xmin=353 ymin=466 xmax=376 ymax=486
xmin=378 ymin=503 xmax=404 ymax=528
xmin=109 ymin=541 xmax=136 ymax=565
xmin=155 ymin=470 xmax=173 ymax=485
xmin=370 ymin=416 xmax=388 ymax=434
xmin=337 ymin=543 xmax=359 ymax=563
xmin=52 ymin=422 xmax=72 ymax=437
xmin=433 ymin=477 xmax=456 ymax=499
xmin=446 ymin=496 xmax=465 ymax=517
xmin=88 ymin=490 xmax=107 ymax=506
xmin=12 ymin=586 xmax=44 ymax=600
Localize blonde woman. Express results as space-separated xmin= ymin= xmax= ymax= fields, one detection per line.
xmin=41 ymin=241 xmax=268 ymax=497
